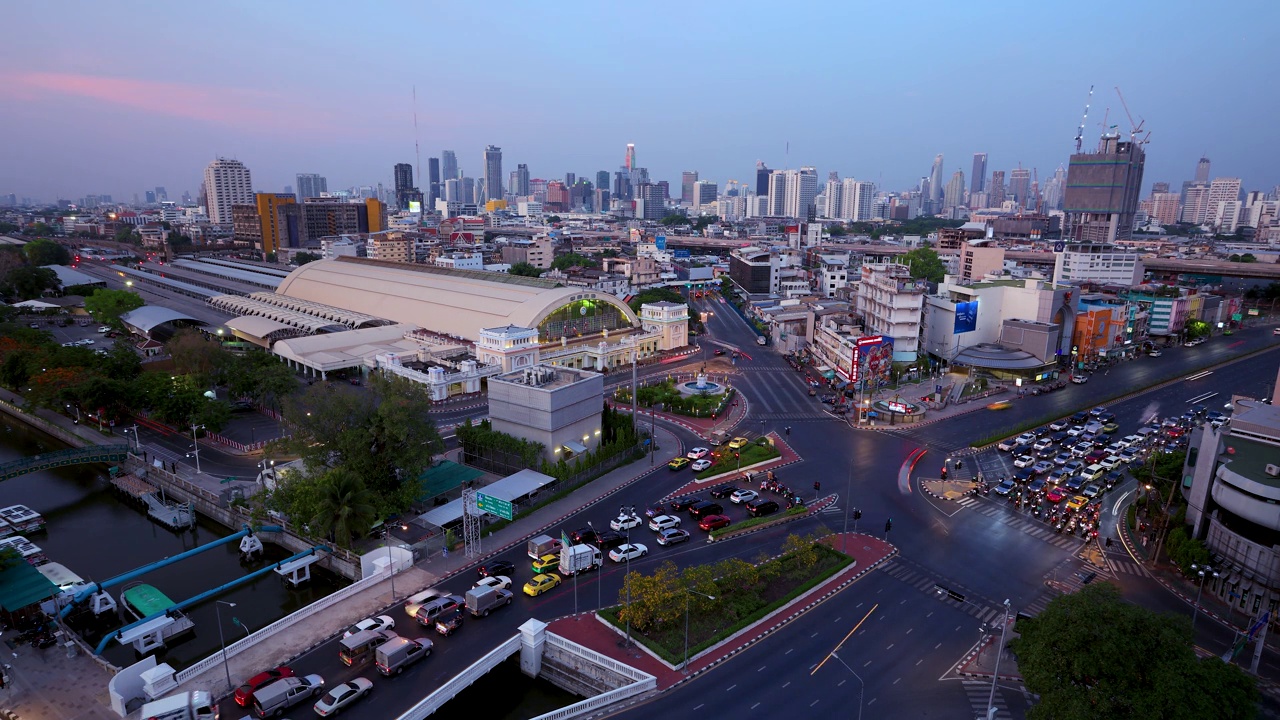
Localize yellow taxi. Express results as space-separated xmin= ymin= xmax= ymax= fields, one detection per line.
xmin=668 ymin=457 xmax=690 ymax=471
xmin=727 ymin=436 xmax=750 ymax=450
xmin=531 ymin=553 xmax=560 ymax=574
xmin=523 ymin=573 xmax=561 ymax=597
xmin=1065 ymin=495 xmax=1089 ymax=512
xmin=987 ymin=400 xmax=1012 ymax=411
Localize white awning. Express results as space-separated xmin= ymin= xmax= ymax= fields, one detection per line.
xmin=562 ymin=440 xmax=588 ymax=454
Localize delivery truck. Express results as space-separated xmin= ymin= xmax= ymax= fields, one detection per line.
xmin=528 ymin=534 xmax=562 ymax=559
xmin=464 ymin=585 xmax=514 ymax=617
xmin=139 ymin=691 xmax=218 ymax=720
xmin=559 ymin=543 xmax=603 ymax=576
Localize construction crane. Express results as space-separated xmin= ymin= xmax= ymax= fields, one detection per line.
xmin=1114 ymin=86 xmax=1144 ymax=140
xmin=1073 ymin=85 xmax=1094 ymax=153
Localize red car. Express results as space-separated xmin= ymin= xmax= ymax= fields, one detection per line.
xmin=698 ymin=514 xmax=731 ymax=531
xmin=1045 ymin=487 xmax=1067 ymax=504
xmin=234 ymin=665 xmax=295 ymax=706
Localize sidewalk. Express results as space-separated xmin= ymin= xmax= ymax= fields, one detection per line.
xmin=956 ymin=616 xmax=1022 ymax=681
xmin=547 ymin=532 xmax=896 ymax=691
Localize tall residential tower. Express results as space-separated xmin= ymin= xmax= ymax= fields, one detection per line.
xmin=203 ymin=157 xmax=253 ymax=225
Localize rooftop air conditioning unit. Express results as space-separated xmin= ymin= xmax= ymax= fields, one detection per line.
xmin=1266 ymin=464 xmax=1280 ymax=478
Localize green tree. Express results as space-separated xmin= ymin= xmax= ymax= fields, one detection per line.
xmin=692 ymin=215 xmax=720 ymax=231
xmin=166 ymin=231 xmax=193 ymax=250
xmin=508 ymin=261 xmax=543 ymax=277
xmin=223 ymin=351 xmax=298 ymax=410
xmin=618 ymin=560 xmax=684 ymax=631
xmin=83 ymin=288 xmax=144 ymax=327
xmin=292 ymin=252 xmax=321 ymax=265
xmin=660 ymin=214 xmax=691 ymax=226
xmin=308 ymin=469 xmax=378 ymax=548
xmin=545 ymin=215 xmax=562 ymax=224
xmin=3 ymin=266 xmax=60 ymax=299
xmin=827 ymin=224 xmax=847 ymax=236
xmin=22 ymin=239 xmax=70 ymax=265
xmin=900 ymin=247 xmax=945 ymax=283
xmin=114 ymin=226 xmax=139 ymax=244
xmin=0 ymin=222 xmax=19 ymax=234
xmin=167 ymin=329 xmax=224 ymax=381
xmin=627 ymin=287 xmax=686 ymax=312
xmin=550 ymin=252 xmax=596 ymax=271
xmin=1011 ymin=582 xmax=1257 ymax=720
xmin=277 ymin=374 xmax=442 ymax=511
xmin=23 ymin=222 xmax=55 ymax=237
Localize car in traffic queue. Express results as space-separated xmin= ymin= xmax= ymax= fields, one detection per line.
xmin=477 ymin=560 xmax=515 ymax=579
xmin=234 ymin=666 xmax=295 ymax=707
xmin=610 ymin=512 xmax=642 ymax=531
xmin=609 ymin=543 xmax=648 ymax=562
xmin=523 ymin=573 xmax=562 ymax=597
xmin=669 ymin=495 xmax=703 ymax=511
xmin=1045 ymin=487 xmax=1068 ymax=503
xmin=730 ymin=489 xmax=759 ymax=504
xmin=994 ymin=479 xmax=1016 ymax=496
xmin=691 ymin=458 xmax=713 ymax=471
xmin=746 ymin=498 xmax=780 ymax=517
xmin=687 ymin=447 xmax=710 ymax=460
xmin=434 ymin=608 xmax=465 ymax=637
xmin=708 ymin=483 xmax=738 ymax=499
xmin=656 ymin=528 xmax=691 ymax=546
xmin=343 ymin=615 xmax=395 ymax=639
xmin=313 ymin=677 xmax=373 ymax=717
xmin=531 ymin=553 xmax=560 ymax=574
xmin=473 ymin=575 xmax=512 ymax=592
xmin=698 ymin=514 xmax=731 ymax=531
xmin=668 ymin=457 xmax=691 ymax=471
xmin=648 ymin=514 xmax=682 ymax=532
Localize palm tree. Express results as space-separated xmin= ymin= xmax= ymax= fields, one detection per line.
xmin=310 ymin=469 xmax=378 ymax=548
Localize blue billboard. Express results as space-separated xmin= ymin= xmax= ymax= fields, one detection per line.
xmin=673 ymin=249 xmax=691 ymax=259
xmin=655 ymin=235 xmax=667 ymax=251
xmin=954 ymin=300 xmax=979 ymax=334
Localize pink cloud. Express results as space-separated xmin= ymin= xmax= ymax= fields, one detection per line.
xmin=1 ymin=72 xmax=336 ymax=135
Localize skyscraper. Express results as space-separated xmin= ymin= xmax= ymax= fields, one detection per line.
xmin=514 ymin=164 xmax=530 ymax=196
xmin=693 ymin=180 xmax=718 ymax=210
xmin=427 ymin=158 xmax=441 ymax=207
xmin=154 ymin=186 xmax=168 ymax=202
xmin=295 ymin=173 xmax=328 ymax=201
xmin=635 ymin=182 xmax=665 ymax=220
xmin=1062 ymin=133 xmax=1146 ymax=243
xmin=767 ymin=171 xmax=787 ymax=216
xmin=1181 ymin=185 xmax=1212 ymax=224
xmin=928 ymin=154 xmax=945 ymax=205
xmin=970 ymin=153 xmax=987 ymax=195
xmin=1206 ymin=177 xmax=1243 ymax=227
xmin=1195 ymin=157 xmax=1211 ymax=184
xmin=681 ymin=171 xmax=699 ymax=204
xmin=839 ymin=180 xmax=875 ymax=221
xmin=943 ymin=171 xmax=966 ymax=211
xmin=394 ymin=163 xmax=413 ymax=194
xmin=990 ymin=171 xmax=1006 ymax=206
xmin=203 ymin=157 xmax=253 ymax=225
xmin=483 ymin=145 xmax=503 ymax=202
xmin=596 ymin=171 xmax=610 ymax=193
xmin=1009 ymin=167 xmax=1031 ymax=206
xmin=441 ymin=151 xmax=458 ymax=181
xmin=784 ymin=167 xmax=818 ymax=219
xmin=625 ymin=144 xmax=636 ymax=171
xmin=756 ymin=162 xmax=770 ymax=196
xmin=823 ymin=175 xmax=841 ymax=219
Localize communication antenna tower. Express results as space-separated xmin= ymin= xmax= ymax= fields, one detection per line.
xmin=413 ymin=86 xmax=422 ymax=188
xmin=461 ymin=486 xmax=482 ymax=558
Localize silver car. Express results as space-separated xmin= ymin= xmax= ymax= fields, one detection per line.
xmin=313 ymin=677 xmax=372 ymax=716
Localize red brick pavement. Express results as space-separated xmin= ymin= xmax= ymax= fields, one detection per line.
xmin=546 ymin=532 xmax=895 ymax=691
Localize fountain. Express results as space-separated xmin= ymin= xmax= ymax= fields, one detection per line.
xmin=676 ymin=372 xmax=724 ymax=397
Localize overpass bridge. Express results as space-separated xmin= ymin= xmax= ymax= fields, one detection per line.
xmin=0 ymin=444 xmax=129 ymax=481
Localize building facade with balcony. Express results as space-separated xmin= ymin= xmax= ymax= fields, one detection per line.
xmin=856 ymin=262 xmax=927 ymax=361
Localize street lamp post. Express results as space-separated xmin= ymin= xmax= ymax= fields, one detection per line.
xmin=984 ymin=599 xmax=1012 ymax=720
xmin=622 ymin=505 xmax=634 ymax=648
xmin=188 ymin=423 xmax=205 ymax=474
xmin=588 ymin=521 xmax=600 ymax=610
xmin=215 ymin=600 xmax=236 ymax=692
xmin=829 ymin=651 xmax=865 ymax=720
xmin=384 ymin=526 xmax=397 ymax=600
xmin=682 ymin=588 xmax=716 ymax=674
xmin=1192 ymin=563 xmax=1219 ymax=631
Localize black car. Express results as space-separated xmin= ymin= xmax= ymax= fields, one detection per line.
xmin=746 ymin=499 xmax=780 ymax=517
xmin=670 ymin=495 xmax=703 ymax=511
xmin=1071 ymin=411 xmax=1089 ymax=423
xmin=568 ymin=528 xmax=598 ymax=545
xmin=1014 ymin=467 xmax=1034 ymax=482
xmin=592 ymin=530 xmax=626 ymax=551
xmin=434 ymin=608 xmax=465 ymax=637
xmin=477 ymin=560 xmax=516 ymax=579
xmin=1050 ymin=431 xmax=1069 ymax=444
xmin=708 ymin=483 xmax=738 ymax=499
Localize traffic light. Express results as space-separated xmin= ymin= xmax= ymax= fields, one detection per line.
xmin=853 ymin=509 xmax=862 ymax=520
xmin=885 ymin=518 xmax=893 ymax=533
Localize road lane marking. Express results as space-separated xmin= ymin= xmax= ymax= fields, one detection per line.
xmin=906 ymin=627 xmax=913 ymax=634
xmin=694 ymin=704 xmax=704 ymax=711
xmin=810 ymin=700 xmax=820 ymax=707
xmin=935 ymin=643 xmax=942 ymax=649
xmin=1112 ymin=490 xmax=1133 ymax=516
xmin=751 ymin=703 xmax=760 ymax=710
xmin=868 ymin=698 xmax=877 ymax=706
xmin=726 ymin=685 xmax=737 ymax=692
xmin=916 ymin=659 xmax=923 ymax=666
xmin=886 ymin=643 xmax=894 ymax=650
xmin=812 ymin=604 xmax=877 ymax=675
xmin=838 ymin=679 xmax=846 ymax=687
xmin=757 ymin=666 xmax=766 ymax=672
xmin=783 ymin=681 xmax=790 ymax=688
xmin=864 ymin=660 xmax=872 ymax=667
xmin=785 ymin=648 xmax=794 ymax=655
xmin=811 ymin=633 xmax=819 ymax=638
xmin=894 ymin=677 xmax=901 ymax=684
xmin=927 ymin=611 xmax=934 ymax=618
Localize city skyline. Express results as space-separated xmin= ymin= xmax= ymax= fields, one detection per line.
xmin=1 ymin=1 xmax=1277 ymax=202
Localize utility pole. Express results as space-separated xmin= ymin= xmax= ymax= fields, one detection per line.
xmin=984 ymin=599 xmax=1012 ymax=719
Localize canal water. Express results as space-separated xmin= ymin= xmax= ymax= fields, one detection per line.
xmin=0 ymin=413 xmax=346 ymax=670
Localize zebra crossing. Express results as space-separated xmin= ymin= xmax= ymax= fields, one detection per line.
xmin=1105 ymin=554 xmax=1150 ymax=578
xmin=878 ymin=560 xmax=1009 ymax=626
xmin=820 ymin=503 xmax=843 ymax=516
xmin=962 ymin=680 xmax=1014 ymax=719
xmin=882 ymin=425 xmax=971 ymax=454
xmin=952 ymin=496 xmax=1085 ymax=552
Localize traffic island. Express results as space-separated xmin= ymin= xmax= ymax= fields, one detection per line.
xmin=921 ymin=478 xmax=979 ymax=501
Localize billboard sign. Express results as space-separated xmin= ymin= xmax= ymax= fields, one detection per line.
xmin=476 ymin=492 xmax=513 ymax=520
xmin=655 ymin=235 xmax=667 ymax=251
xmin=851 ymin=335 xmax=894 ymax=386
xmin=954 ymin=300 xmax=979 ymax=334
xmin=408 ymin=200 xmax=422 ymax=214
xmin=673 ymin=249 xmax=691 ymax=259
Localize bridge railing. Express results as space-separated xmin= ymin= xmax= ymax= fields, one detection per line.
xmin=0 ymin=444 xmax=129 ymax=480
xmin=396 ymin=635 xmax=522 ymax=720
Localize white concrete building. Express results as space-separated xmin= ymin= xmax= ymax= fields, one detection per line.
xmin=856 ymin=262 xmax=926 ymax=361
xmin=435 ymin=252 xmax=485 ymax=270
xmin=817 ymin=254 xmax=849 ymax=298
xmin=1051 ymin=242 xmax=1143 ymax=287
xmin=203 ymin=158 xmax=253 ymax=226
xmin=839 ymin=180 xmax=875 ymax=222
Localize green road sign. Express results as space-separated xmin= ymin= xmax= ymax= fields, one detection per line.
xmin=476 ymin=492 xmax=513 ymax=520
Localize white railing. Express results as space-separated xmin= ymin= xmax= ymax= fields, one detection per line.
xmin=544 ymin=633 xmax=655 ymax=682
xmin=397 ymin=635 xmax=522 ymax=720
xmin=529 ymin=678 xmax=656 ymax=720
xmin=174 ymin=570 xmax=387 ymax=685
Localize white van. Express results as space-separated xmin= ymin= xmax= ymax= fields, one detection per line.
xmin=252 ymin=674 xmax=324 ymax=718
xmin=139 ymin=691 xmax=217 ymax=720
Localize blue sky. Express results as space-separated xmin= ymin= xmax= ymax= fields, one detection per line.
xmin=2 ymin=0 xmax=1277 ymax=202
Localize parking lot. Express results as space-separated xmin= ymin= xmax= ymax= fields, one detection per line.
xmin=22 ymin=312 xmax=120 ymax=348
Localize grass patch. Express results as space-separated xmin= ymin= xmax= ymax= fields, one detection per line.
xmin=695 ymin=441 xmax=780 ymax=479
xmin=709 ymin=506 xmax=806 ymax=539
xmin=599 ymin=543 xmax=850 ymax=665
xmin=968 ymin=343 xmax=1277 ymax=448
